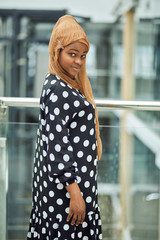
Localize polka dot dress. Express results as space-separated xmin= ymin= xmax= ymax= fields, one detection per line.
xmin=27 ymin=74 xmax=102 ymax=240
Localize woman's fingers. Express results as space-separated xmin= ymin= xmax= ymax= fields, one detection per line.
xmin=71 ymin=214 xmax=77 ymax=226
xmin=67 ymin=210 xmax=85 ymax=226
xmin=75 ymin=214 xmax=83 ymax=226
xmin=66 ymin=212 xmax=72 ymax=223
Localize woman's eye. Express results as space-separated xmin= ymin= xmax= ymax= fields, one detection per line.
xmin=69 ymin=53 xmax=76 ymax=57
xmin=81 ymin=55 xmax=86 ymax=59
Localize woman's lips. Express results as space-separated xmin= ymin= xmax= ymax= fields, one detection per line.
xmin=72 ymin=66 xmax=81 ymax=71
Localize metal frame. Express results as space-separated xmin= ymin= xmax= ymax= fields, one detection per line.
xmin=0 ymin=97 xmax=160 ymax=111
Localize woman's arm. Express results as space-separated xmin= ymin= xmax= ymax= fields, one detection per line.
xmin=66 ymin=182 xmax=86 ymax=226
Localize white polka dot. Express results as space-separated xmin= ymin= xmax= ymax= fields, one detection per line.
xmin=73 ymin=136 xmax=80 ymax=143
xmin=56 ymin=214 xmax=63 ymax=222
xmin=49 ymin=206 xmax=54 ymax=212
xmin=51 ymin=80 xmax=56 ymax=85
xmin=54 ymin=108 xmax=60 ymax=115
xmin=33 ymin=232 xmax=38 ymax=237
xmin=62 ymin=120 xmax=66 ymax=125
xmin=45 ymin=106 xmax=48 ymax=115
xmin=43 ymin=166 xmax=47 ymax=173
xmin=56 ymin=124 xmax=62 ymax=132
xmin=43 ymin=150 xmax=47 ymax=157
xmin=34 ymin=181 xmax=37 ymax=188
xmin=86 ymin=196 xmax=92 ymax=203
xmin=84 ymin=181 xmax=90 ymax=188
xmin=70 ymin=121 xmax=77 ymax=129
xmin=64 ymin=224 xmax=69 ymax=231
xmin=78 ymin=110 xmax=85 ymax=117
xmin=60 ymin=82 xmax=65 ymax=87
xmin=43 ymin=196 xmax=47 ymax=203
xmin=42 ymin=134 xmax=46 ymax=141
xmin=57 ymin=183 xmax=64 ymax=190
xmin=90 ymin=170 xmax=94 ymax=177
xmin=63 ymin=136 xmax=68 ymax=143
xmin=49 ymin=133 xmax=54 ymax=140
xmin=50 ymin=153 xmax=55 ymax=161
xmin=72 ymin=91 xmax=77 ymax=96
xmin=82 ymin=221 xmax=88 ymax=228
xmin=92 ymin=144 xmax=96 ymax=150
xmin=87 ymin=113 xmax=93 ymax=120
xmin=46 ymin=89 xmax=51 ymax=95
xmin=55 ymin=144 xmax=61 ymax=152
xmin=84 ymin=100 xmax=89 ymax=106
xmin=87 ymin=155 xmax=92 ymax=162
xmin=64 ymin=172 xmax=71 ymax=177
xmin=80 ymin=125 xmax=86 ymax=132
xmin=92 ymin=185 xmax=95 ymax=193
xmin=83 ymin=140 xmax=89 ymax=147
xmin=65 ymin=207 xmax=69 ymax=214
xmin=77 ymin=176 xmax=81 ymax=183
xmin=51 ymin=94 xmax=58 ymax=103
xmin=44 ymin=80 xmax=48 ymax=85
xmin=42 ymin=227 xmax=46 ymax=234
xmin=64 ymin=103 xmax=69 ymax=110
xmin=56 ymin=198 xmax=63 ymax=205
xmin=81 ymin=166 xmax=87 ymax=173
xmin=77 ymin=151 xmax=83 ymax=158
xmin=41 ymin=119 xmax=46 ymax=126
xmin=43 ymin=181 xmax=47 ymax=187
xmin=90 ymin=128 xmax=94 ymax=135
xmin=78 ymin=232 xmax=82 ymax=238
xmin=66 ymin=192 xmax=70 ymax=198
xmin=99 ymin=233 xmax=103 ymax=239
xmin=63 ymin=154 xmax=70 ymax=162
xmin=65 ymin=115 xmax=69 ymax=122
xmin=62 ymin=91 xmax=69 ymax=98
xmin=53 ymin=223 xmax=58 ymax=229
xmin=50 ymin=114 xmax=55 ymax=121
xmin=49 ymin=191 xmax=54 ymax=197
xmin=42 ymin=90 xmax=45 ymax=97
xmin=58 ymin=163 xmax=64 ymax=170
xmin=74 ymin=100 xmax=80 ymax=107
xmin=90 ymin=229 xmax=94 ymax=235
xmin=48 ymin=164 xmax=51 ymax=172
xmin=68 ymin=146 xmax=73 ymax=151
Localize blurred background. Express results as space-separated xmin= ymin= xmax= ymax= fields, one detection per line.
xmin=0 ymin=0 xmax=160 ymax=239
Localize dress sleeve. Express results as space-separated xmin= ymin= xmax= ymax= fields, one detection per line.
xmin=43 ymin=81 xmax=78 ymax=186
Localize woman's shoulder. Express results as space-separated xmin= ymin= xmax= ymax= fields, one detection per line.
xmin=41 ymin=73 xmax=85 ymax=110
xmin=43 ymin=73 xmax=81 ymax=96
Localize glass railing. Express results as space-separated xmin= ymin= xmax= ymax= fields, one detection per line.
xmin=0 ymin=97 xmax=160 ymax=240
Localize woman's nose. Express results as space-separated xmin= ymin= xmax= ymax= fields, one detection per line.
xmin=75 ymin=57 xmax=82 ymax=65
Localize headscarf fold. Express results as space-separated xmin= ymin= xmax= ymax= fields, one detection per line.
xmin=48 ymin=15 xmax=102 ymax=160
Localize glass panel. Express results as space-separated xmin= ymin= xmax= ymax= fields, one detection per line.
xmin=7 ymin=122 xmax=38 ymax=239
xmin=1 ymin=109 xmax=159 ymax=240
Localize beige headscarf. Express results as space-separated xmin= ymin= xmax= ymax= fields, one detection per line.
xmin=48 ymin=15 xmax=102 ymax=160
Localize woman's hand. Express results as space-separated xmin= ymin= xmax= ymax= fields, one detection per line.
xmin=65 ymin=182 xmax=86 ymax=226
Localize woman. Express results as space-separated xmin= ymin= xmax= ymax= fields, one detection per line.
xmin=27 ymin=15 xmax=102 ymax=240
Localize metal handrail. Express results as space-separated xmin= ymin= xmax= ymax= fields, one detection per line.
xmin=0 ymin=97 xmax=160 ymax=111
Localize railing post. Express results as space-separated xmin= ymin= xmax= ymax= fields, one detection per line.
xmin=120 ymin=7 xmax=136 ymax=238
xmin=0 ymin=106 xmax=8 ymax=240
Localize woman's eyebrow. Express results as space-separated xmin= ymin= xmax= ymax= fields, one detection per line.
xmin=69 ymin=48 xmax=88 ymax=53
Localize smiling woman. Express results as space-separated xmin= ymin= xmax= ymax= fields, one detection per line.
xmin=27 ymin=15 xmax=103 ymax=240
xmin=58 ymin=42 xmax=88 ymax=79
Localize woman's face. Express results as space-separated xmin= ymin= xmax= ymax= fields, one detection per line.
xmin=58 ymin=42 xmax=88 ymax=79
